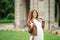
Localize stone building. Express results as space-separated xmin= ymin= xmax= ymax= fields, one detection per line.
xmin=15 ymin=0 xmax=60 ymax=30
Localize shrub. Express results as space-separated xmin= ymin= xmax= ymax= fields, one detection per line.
xmin=7 ymin=13 xmax=14 ymax=20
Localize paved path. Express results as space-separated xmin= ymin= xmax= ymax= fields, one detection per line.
xmin=0 ymin=24 xmax=28 ymax=31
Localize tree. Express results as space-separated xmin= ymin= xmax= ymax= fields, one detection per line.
xmin=0 ymin=0 xmax=14 ymax=19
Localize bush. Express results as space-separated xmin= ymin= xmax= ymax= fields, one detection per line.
xmin=7 ymin=13 xmax=14 ymax=20
xmin=0 ymin=19 xmax=14 ymax=23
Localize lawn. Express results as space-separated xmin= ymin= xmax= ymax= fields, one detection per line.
xmin=0 ymin=31 xmax=60 ymax=40
xmin=44 ymin=31 xmax=60 ymax=40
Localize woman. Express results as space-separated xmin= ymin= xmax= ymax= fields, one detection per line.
xmin=27 ymin=10 xmax=45 ymax=40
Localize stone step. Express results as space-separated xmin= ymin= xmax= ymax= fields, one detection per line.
xmin=51 ymin=30 xmax=60 ymax=36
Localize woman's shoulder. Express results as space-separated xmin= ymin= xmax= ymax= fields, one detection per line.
xmin=37 ymin=18 xmax=42 ymax=22
xmin=38 ymin=17 xmax=45 ymax=22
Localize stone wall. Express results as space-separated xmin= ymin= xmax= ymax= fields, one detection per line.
xmin=15 ymin=0 xmax=55 ymax=30
xmin=38 ymin=0 xmax=49 ymax=30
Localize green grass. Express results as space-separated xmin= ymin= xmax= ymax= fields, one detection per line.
xmin=0 ymin=31 xmax=29 ymax=40
xmin=44 ymin=31 xmax=60 ymax=40
xmin=0 ymin=31 xmax=60 ymax=40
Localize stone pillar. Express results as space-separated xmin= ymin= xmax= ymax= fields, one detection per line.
xmin=15 ymin=0 xmax=26 ymax=28
xmin=29 ymin=0 xmax=55 ymax=30
xmin=30 ymin=0 xmax=38 ymax=10
xmin=30 ymin=0 xmax=34 ymax=10
xmin=50 ymin=0 xmax=55 ymax=30
xmin=38 ymin=0 xmax=49 ymax=30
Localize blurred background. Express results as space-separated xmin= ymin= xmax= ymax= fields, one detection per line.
xmin=0 ymin=0 xmax=60 ymax=40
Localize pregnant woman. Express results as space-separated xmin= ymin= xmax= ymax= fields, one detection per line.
xmin=27 ymin=9 xmax=45 ymax=40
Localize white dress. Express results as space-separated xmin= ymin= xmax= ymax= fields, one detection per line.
xmin=30 ymin=19 xmax=44 ymax=40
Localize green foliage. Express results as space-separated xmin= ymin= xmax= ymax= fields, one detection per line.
xmin=55 ymin=3 xmax=58 ymax=23
xmin=55 ymin=17 xmax=58 ymax=23
xmin=7 ymin=13 xmax=14 ymax=19
xmin=0 ymin=0 xmax=14 ymax=19
xmin=0 ymin=19 xmax=14 ymax=23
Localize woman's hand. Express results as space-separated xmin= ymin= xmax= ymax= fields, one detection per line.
xmin=38 ymin=16 xmax=44 ymax=21
xmin=30 ymin=21 xmax=34 ymax=27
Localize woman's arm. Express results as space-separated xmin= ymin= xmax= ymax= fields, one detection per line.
xmin=27 ymin=21 xmax=34 ymax=33
xmin=38 ymin=16 xmax=44 ymax=21
xmin=27 ymin=21 xmax=33 ymax=27
xmin=38 ymin=16 xmax=45 ymax=29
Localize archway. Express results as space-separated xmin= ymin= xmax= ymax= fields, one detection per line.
xmin=55 ymin=0 xmax=60 ymax=27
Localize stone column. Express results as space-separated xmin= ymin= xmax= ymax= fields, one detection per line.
xmin=38 ymin=0 xmax=49 ymax=30
xmin=30 ymin=0 xmax=34 ymax=10
xmin=50 ymin=0 xmax=55 ymax=30
xmin=30 ymin=0 xmax=38 ymax=10
xmin=15 ymin=0 xmax=26 ymax=28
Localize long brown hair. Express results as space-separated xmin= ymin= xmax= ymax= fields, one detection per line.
xmin=27 ymin=10 xmax=38 ymax=24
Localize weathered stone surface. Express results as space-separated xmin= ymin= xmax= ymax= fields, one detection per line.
xmin=14 ymin=0 xmax=55 ymax=30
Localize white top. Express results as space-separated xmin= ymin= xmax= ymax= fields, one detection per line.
xmin=30 ymin=18 xmax=44 ymax=40
xmin=33 ymin=18 xmax=43 ymax=32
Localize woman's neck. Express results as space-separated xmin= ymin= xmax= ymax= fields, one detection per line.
xmin=32 ymin=17 xmax=39 ymax=20
xmin=33 ymin=17 xmax=36 ymax=19
xmin=32 ymin=18 xmax=38 ymax=20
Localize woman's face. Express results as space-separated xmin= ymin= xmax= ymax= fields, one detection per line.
xmin=33 ymin=11 xmax=37 ymax=18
